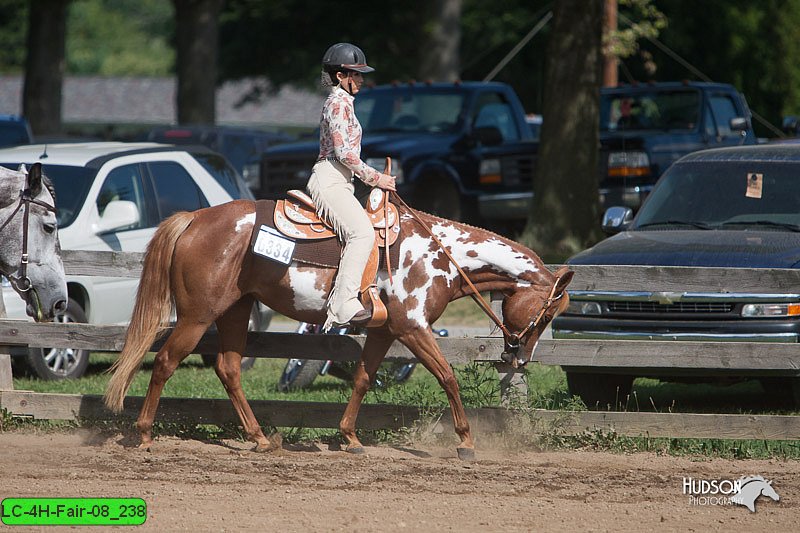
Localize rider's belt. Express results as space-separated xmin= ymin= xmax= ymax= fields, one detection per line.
xmin=317 ymin=156 xmax=341 ymax=163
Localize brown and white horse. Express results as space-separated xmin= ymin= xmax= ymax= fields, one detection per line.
xmin=104 ymin=199 xmax=572 ymax=459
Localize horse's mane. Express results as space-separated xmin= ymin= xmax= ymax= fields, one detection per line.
xmin=739 ymin=475 xmax=767 ymax=486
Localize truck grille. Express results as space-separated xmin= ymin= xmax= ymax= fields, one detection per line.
xmin=500 ymin=155 xmax=536 ymax=187
xmin=260 ymin=155 xmax=317 ymax=196
xmin=607 ymin=301 xmax=735 ymax=314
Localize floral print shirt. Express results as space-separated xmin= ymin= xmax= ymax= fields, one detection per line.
xmin=318 ymin=86 xmax=381 ymax=185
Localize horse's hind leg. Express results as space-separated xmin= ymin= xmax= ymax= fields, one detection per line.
xmin=400 ymin=328 xmax=475 ymax=460
xmin=339 ymin=329 xmax=394 ymax=453
xmin=136 ymin=321 xmax=208 ymax=449
xmin=213 ymin=297 xmax=280 ymax=452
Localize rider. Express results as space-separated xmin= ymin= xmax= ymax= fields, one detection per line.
xmin=308 ymin=42 xmax=396 ymax=329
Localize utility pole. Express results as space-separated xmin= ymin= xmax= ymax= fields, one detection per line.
xmin=602 ymin=0 xmax=618 ymax=87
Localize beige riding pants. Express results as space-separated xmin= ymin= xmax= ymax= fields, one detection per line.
xmin=307 ymin=159 xmax=375 ymax=328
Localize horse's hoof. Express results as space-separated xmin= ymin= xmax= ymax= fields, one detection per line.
xmin=346 ymin=446 xmax=365 ymax=455
xmin=457 ymin=447 xmax=476 ymax=461
xmin=137 ymin=443 xmax=152 ymax=452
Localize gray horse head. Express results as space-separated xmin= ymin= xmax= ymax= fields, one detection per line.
xmin=0 ymin=163 xmax=67 ymax=321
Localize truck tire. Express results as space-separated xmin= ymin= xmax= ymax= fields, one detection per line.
xmin=566 ymin=372 xmax=634 ymax=410
xmin=23 ymin=297 xmax=90 ymax=380
xmin=413 ymin=178 xmax=462 ymax=221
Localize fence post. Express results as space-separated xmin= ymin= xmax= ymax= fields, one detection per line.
xmin=0 ymin=293 xmax=13 ymax=390
xmin=490 ymin=291 xmax=527 ymax=405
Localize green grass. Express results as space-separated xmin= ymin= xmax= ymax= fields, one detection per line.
xmin=7 ymin=353 xmax=800 ymax=459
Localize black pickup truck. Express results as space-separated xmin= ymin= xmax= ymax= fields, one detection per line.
xmin=257 ymin=81 xmax=538 ymax=225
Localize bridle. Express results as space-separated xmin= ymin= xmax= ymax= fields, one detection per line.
xmin=0 ymin=186 xmax=57 ymax=293
xmin=389 ymin=191 xmax=566 ymax=365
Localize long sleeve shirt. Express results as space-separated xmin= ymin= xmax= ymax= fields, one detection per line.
xmin=318 ymin=86 xmax=381 ymax=186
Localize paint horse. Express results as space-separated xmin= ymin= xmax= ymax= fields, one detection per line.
xmin=104 ymin=194 xmax=572 ymax=459
xmin=0 ymin=163 xmax=66 ymax=321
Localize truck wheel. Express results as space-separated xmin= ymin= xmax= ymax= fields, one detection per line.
xmin=566 ymin=372 xmax=634 ymax=409
xmin=23 ymin=297 xmax=90 ymax=380
xmin=413 ymin=179 xmax=462 ymax=221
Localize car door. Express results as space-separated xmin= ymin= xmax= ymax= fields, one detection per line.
xmin=705 ymin=92 xmax=748 ymax=148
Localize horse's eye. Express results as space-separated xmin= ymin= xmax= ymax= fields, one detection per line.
xmin=43 ymin=223 xmax=56 ymax=234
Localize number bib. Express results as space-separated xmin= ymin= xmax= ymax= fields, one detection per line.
xmin=253 ymin=225 xmax=296 ymax=265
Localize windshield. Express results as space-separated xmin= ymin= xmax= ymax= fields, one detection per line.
xmin=635 ymin=161 xmax=800 ymax=230
xmin=0 ymin=162 xmax=95 ymax=228
xmin=601 ymin=89 xmax=700 ymax=132
xmin=355 ymin=87 xmax=466 ymax=134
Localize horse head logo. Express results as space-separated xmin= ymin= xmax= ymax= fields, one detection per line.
xmin=730 ymin=475 xmax=780 ymax=513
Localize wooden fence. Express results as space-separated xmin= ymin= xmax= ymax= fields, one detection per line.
xmin=1 ymin=249 xmax=800 ymax=441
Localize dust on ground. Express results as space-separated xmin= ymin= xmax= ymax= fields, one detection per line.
xmin=0 ymin=429 xmax=796 ymax=532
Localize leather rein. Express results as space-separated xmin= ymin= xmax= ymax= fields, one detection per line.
xmin=387 ymin=191 xmax=564 ymax=363
xmin=0 ymin=186 xmax=57 ymax=293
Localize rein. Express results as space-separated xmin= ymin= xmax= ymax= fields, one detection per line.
xmin=389 ymin=191 xmax=564 ymax=359
xmin=0 ymin=187 xmax=57 ymax=292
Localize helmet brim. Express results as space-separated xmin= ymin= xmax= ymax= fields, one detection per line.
xmin=343 ymin=63 xmax=374 ymax=73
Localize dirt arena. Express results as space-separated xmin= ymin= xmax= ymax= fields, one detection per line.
xmin=0 ymin=430 xmax=796 ymax=532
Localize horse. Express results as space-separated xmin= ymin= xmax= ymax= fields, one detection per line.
xmin=104 ymin=197 xmax=573 ymax=460
xmin=0 ymin=162 xmax=67 ymax=322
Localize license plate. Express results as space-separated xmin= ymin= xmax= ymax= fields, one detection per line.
xmin=253 ymin=225 xmax=295 ymax=265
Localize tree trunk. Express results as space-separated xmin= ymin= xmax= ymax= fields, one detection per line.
xmin=418 ymin=0 xmax=462 ymax=82
xmin=23 ymin=0 xmax=69 ymax=136
xmin=525 ymin=0 xmax=604 ymax=258
xmin=603 ymin=0 xmax=618 ymax=87
xmin=173 ymin=0 xmax=223 ymax=125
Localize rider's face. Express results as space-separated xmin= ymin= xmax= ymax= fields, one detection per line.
xmin=339 ymin=71 xmax=363 ymax=94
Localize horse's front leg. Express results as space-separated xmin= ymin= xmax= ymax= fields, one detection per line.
xmin=399 ymin=328 xmax=475 ymax=460
xmin=339 ymin=329 xmax=394 ymax=453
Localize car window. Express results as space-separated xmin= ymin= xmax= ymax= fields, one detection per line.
xmin=709 ymin=94 xmax=740 ymax=137
xmin=0 ymin=122 xmax=31 ymax=148
xmin=0 ymin=162 xmax=95 ymax=228
xmin=97 ymin=164 xmax=148 ymax=230
xmin=192 ymin=152 xmax=253 ymax=199
xmin=472 ymin=93 xmax=521 ymax=142
xmin=146 ymin=161 xmax=210 ymax=219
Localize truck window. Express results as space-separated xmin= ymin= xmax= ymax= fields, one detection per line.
xmin=709 ymin=94 xmax=740 ymax=137
xmin=472 ymin=93 xmax=520 ymax=142
xmin=356 ymin=89 xmax=464 ymax=134
xmin=601 ymin=90 xmax=700 ymax=131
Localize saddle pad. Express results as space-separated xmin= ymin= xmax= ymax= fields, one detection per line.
xmin=251 ymin=200 xmax=401 ymax=270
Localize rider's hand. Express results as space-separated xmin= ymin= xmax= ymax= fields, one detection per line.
xmin=376 ymin=173 xmax=396 ymax=191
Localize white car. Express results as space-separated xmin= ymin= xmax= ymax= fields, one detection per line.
xmin=0 ymin=142 xmax=271 ymax=379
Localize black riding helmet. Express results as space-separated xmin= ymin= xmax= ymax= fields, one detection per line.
xmin=322 ymin=43 xmax=375 ymax=73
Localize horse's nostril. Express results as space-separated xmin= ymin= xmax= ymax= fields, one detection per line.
xmin=53 ymin=299 xmax=67 ymax=314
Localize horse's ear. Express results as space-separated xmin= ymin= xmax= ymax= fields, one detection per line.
xmin=27 ymin=162 xmax=43 ymax=196
xmin=554 ymin=266 xmax=574 ymax=293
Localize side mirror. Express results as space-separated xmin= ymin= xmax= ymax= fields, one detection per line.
xmin=473 ymin=126 xmax=503 ymax=146
xmin=601 ymin=206 xmax=633 ymax=235
xmin=96 ymin=200 xmax=139 ymax=234
xmin=782 ymin=116 xmax=799 ymax=135
xmin=730 ymin=117 xmax=748 ymax=132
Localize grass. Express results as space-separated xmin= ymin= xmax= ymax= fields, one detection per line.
xmin=6 ymin=351 xmax=800 ymax=459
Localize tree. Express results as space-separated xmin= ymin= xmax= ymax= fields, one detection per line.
xmin=173 ymin=0 xmax=223 ymax=124
xmin=523 ymin=0 xmax=604 ymax=258
xmin=23 ymin=0 xmax=69 ymax=136
xmin=418 ymin=0 xmax=462 ymax=82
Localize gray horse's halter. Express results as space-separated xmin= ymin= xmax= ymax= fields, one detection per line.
xmin=0 ymin=186 xmax=57 ymax=292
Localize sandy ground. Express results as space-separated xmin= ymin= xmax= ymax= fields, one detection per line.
xmin=0 ymin=429 xmax=796 ymax=532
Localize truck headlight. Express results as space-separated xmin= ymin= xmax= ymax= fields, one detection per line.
xmin=479 ymin=158 xmax=502 ymax=184
xmin=608 ymin=151 xmax=650 ymax=177
xmin=741 ymin=303 xmax=800 ymax=317
xmin=366 ymin=157 xmax=404 ymax=184
xmin=565 ymin=301 xmax=603 ymax=315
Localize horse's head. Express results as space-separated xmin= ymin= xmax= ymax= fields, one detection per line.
xmin=500 ymin=265 xmax=573 ymax=368
xmin=0 ymin=163 xmax=67 ymax=321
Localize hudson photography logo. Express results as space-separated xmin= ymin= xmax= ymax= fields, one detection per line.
xmin=682 ymin=475 xmax=780 ymax=512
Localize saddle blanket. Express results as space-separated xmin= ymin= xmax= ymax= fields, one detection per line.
xmin=249 ymin=199 xmax=401 ymax=270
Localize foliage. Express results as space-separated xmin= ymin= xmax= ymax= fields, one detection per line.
xmin=66 ymin=0 xmax=174 ymax=76
xmin=0 ymin=0 xmax=27 ymax=73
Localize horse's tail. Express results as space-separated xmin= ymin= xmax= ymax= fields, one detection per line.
xmin=104 ymin=211 xmax=195 ymax=413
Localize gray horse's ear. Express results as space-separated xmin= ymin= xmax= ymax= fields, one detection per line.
xmin=28 ymin=162 xmax=43 ymax=196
